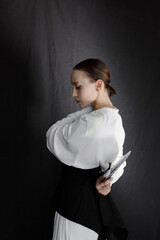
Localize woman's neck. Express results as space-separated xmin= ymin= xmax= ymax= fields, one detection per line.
xmin=92 ymin=91 xmax=114 ymax=110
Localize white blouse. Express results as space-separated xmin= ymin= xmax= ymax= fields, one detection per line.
xmin=46 ymin=104 xmax=126 ymax=185
xmin=46 ymin=104 xmax=127 ymax=240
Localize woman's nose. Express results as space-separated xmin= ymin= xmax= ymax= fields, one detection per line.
xmin=72 ymin=88 xmax=77 ymax=97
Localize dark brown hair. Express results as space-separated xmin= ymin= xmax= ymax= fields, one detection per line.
xmin=73 ymin=58 xmax=116 ymax=97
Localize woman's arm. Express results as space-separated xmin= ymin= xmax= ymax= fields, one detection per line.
xmin=95 ymin=148 xmax=127 ymax=196
xmin=46 ymin=105 xmax=94 ymax=166
xmin=50 ymin=104 xmax=93 ymax=128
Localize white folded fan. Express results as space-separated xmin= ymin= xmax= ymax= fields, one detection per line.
xmin=101 ymin=150 xmax=131 ymax=182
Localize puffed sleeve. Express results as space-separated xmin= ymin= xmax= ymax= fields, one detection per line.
xmin=110 ymin=147 xmax=127 ymax=186
xmin=55 ymin=104 xmax=93 ymax=125
xmin=46 ymin=105 xmax=93 ymax=166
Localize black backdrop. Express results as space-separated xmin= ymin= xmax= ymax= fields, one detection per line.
xmin=1 ymin=1 xmax=160 ymax=240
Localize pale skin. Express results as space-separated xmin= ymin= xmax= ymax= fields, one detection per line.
xmin=70 ymin=69 xmax=115 ymax=196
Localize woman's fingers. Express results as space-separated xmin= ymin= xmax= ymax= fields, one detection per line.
xmin=98 ymin=186 xmax=111 ymax=196
xmin=95 ymin=177 xmax=113 ymax=190
xmin=95 ymin=177 xmax=113 ymax=196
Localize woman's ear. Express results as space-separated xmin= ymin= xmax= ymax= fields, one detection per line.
xmin=96 ymin=79 xmax=103 ymax=90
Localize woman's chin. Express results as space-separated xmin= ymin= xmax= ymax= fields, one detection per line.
xmin=78 ymin=102 xmax=91 ymax=108
xmin=80 ymin=103 xmax=89 ymax=108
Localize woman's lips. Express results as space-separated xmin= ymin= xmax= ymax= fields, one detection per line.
xmin=76 ymin=100 xmax=80 ymax=103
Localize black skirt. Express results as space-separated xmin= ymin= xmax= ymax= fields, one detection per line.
xmin=50 ymin=163 xmax=128 ymax=240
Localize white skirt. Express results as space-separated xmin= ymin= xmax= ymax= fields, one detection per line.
xmin=52 ymin=211 xmax=99 ymax=240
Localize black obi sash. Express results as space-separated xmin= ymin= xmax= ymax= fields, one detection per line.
xmin=50 ymin=163 xmax=128 ymax=240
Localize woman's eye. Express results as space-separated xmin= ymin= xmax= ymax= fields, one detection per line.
xmin=76 ymin=86 xmax=81 ymax=89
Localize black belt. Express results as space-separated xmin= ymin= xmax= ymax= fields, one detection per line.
xmin=50 ymin=163 xmax=128 ymax=240
xmin=61 ymin=164 xmax=102 ymax=182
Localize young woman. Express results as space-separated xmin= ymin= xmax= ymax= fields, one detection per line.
xmin=46 ymin=58 xmax=128 ymax=240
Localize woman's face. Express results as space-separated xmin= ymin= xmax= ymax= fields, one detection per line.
xmin=70 ymin=69 xmax=98 ymax=108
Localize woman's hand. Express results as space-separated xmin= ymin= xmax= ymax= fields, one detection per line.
xmin=95 ymin=176 xmax=113 ymax=196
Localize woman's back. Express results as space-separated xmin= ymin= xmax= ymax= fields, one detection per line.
xmin=71 ymin=106 xmax=125 ymax=171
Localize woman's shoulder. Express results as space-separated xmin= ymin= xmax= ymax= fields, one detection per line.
xmin=79 ymin=107 xmax=123 ymax=140
xmin=82 ymin=106 xmax=120 ymax=121
xmin=79 ymin=107 xmax=121 ymax=133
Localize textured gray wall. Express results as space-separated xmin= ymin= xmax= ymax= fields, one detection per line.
xmin=1 ymin=1 xmax=160 ymax=239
